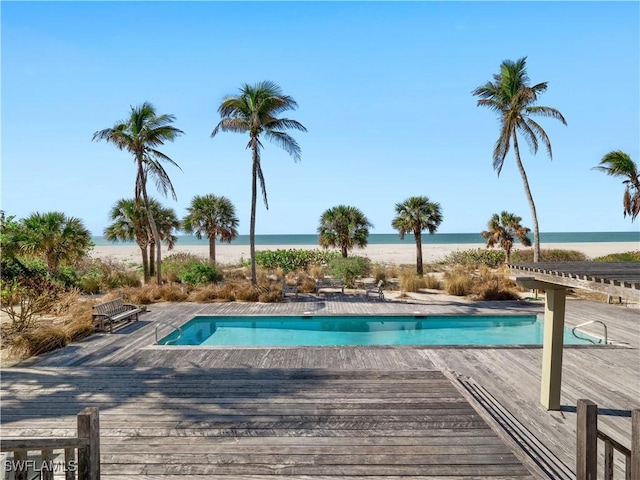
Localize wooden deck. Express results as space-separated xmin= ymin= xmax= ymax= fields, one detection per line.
xmin=1 ymin=293 xmax=638 ymax=479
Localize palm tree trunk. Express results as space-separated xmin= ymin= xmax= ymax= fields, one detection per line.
xmin=415 ymin=231 xmax=423 ymax=276
xmin=209 ymin=237 xmax=216 ymax=265
xmin=341 ymin=245 xmax=348 ymax=258
xmin=139 ymin=246 xmax=149 ymax=282
xmin=141 ymin=187 xmax=163 ymax=284
xmin=148 ymin=240 xmax=155 ymax=277
xmin=512 ymin=133 xmax=541 ymax=262
xmin=250 ymin=140 xmax=259 ymax=285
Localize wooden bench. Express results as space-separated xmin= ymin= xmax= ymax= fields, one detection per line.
xmin=315 ymin=277 xmax=345 ymax=295
xmin=282 ymin=281 xmax=299 ymax=299
xmin=92 ymin=297 xmax=141 ymax=333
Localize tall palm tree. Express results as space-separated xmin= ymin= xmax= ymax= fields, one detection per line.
xmin=20 ymin=211 xmax=92 ymax=275
xmin=318 ymin=205 xmax=372 ymax=258
xmin=183 ymin=194 xmax=239 ymax=264
xmin=481 ymin=211 xmax=532 ymax=264
xmin=391 ymin=196 xmax=443 ymax=276
xmin=93 ymin=102 xmax=184 ymax=284
xmin=592 ymin=151 xmax=640 ymax=221
xmin=472 ymin=57 xmax=567 ymax=262
xmin=211 ymin=81 xmax=306 ymax=284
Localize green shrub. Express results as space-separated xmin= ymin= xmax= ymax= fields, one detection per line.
xmin=255 ymin=249 xmax=341 ymax=273
xmin=440 ymin=248 xmax=506 ymax=268
xmin=328 ymin=256 xmax=370 ymax=287
xmin=510 ymin=249 xmax=588 ymax=263
xmin=163 ymin=252 xmax=205 ymax=282
xmin=593 ymin=251 xmax=640 ymax=262
xmin=179 ymin=262 xmax=222 ymax=286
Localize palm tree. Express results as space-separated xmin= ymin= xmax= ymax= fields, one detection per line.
xmin=592 ymin=151 xmax=640 ymax=221
xmin=391 ymin=196 xmax=443 ymax=275
xmin=472 ymin=57 xmax=567 ymax=262
xmin=148 ymin=201 xmax=181 ymax=277
xmin=481 ymin=211 xmax=532 ymax=264
xmin=20 ymin=211 xmax=92 ymax=275
xmin=104 ymin=199 xmax=151 ymax=279
xmin=318 ymin=205 xmax=372 ymax=258
xmin=93 ymin=102 xmax=184 ymax=284
xmin=183 ymin=194 xmax=239 ymax=264
xmin=211 ymin=81 xmax=306 ymax=284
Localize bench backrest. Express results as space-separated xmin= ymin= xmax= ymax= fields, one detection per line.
xmin=94 ymin=298 xmax=126 ymax=315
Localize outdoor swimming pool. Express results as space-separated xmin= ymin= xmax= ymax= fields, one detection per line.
xmin=156 ymin=315 xmax=600 ymax=346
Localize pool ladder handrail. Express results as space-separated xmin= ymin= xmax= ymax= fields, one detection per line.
xmin=572 ymin=320 xmax=608 ymax=345
xmin=154 ymin=321 xmax=184 ymax=345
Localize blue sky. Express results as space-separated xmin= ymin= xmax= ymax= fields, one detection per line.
xmin=2 ymin=1 xmax=639 ymax=236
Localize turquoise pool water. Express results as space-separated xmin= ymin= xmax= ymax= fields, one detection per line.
xmin=157 ymin=315 xmax=599 ymax=346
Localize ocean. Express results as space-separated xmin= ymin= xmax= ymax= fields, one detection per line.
xmin=91 ymin=232 xmax=640 ymax=247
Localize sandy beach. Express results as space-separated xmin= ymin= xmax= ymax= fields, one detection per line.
xmin=90 ymin=242 xmax=639 ymax=266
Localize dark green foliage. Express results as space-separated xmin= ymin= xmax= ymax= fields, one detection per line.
xmin=440 ymin=248 xmax=506 ymax=268
xmin=593 ymin=251 xmax=640 ymax=262
xmin=510 ymin=249 xmax=588 ymax=262
xmin=255 ymin=249 xmax=341 ymax=273
xmin=328 ymin=256 xmax=370 ymax=287
xmin=178 ymin=262 xmax=222 ymax=286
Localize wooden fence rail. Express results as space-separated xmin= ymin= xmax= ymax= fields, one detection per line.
xmin=0 ymin=407 xmax=100 ymax=480
xmin=577 ymin=399 xmax=639 ymax=480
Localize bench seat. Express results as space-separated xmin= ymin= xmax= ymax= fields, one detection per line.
xmin=315 ymin=278 xmax=345 ymax=295
xmin=92 ymin=297 xmax=141 ymax=333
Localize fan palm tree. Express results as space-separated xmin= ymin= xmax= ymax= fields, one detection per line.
xmin=93 ymin=102 xmax=184 ymax=284
xmin=592 ymin=151 xmax=640 ymax=221
xmin=472 ymin=57 xmax=567 ymax=262
xmin=391 ymin=196 xmax=443 ymax=275
xmin=211 ymin=81 xmax=306 ymax=284
xmin=148 ymin=201 xmax=181 ymax=277
xmin=183 ymin=194 xmax=239 ymax=265
xmin=481 ymin=211 xmax=532 ymax=264
xmin=318 ymin=205 xmax=372 ymax=258
xmin=20 ymin=211 xmax=92 ymax=275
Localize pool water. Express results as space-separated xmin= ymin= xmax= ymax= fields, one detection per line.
xmin=157 ymin=315 xmax=599 ymax=346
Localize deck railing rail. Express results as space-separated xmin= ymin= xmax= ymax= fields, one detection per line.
xmin=0 ymin=407 xmax=100 ymax=480
xmin=577 ymin=399 xmax=639 ymax=480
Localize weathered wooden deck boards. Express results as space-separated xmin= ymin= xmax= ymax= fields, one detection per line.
xmin=2 ymin=296 xmax=638 ymax=479
xmin=1 ymin=368 xmax=532 ymax=479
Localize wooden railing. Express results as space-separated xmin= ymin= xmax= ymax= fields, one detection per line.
xmin=1 ymin=407 xmax=100 ymax=480
xmin=577 ymin=399 xmax=639 ymax=480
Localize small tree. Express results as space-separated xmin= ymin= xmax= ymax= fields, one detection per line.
xmin=592 ymin=150 xmax=640 ymax=221
xmin=318 ymin=205 xmax=372 ymax=258
xmin=481 ymin=211 xmax=532 ymax=263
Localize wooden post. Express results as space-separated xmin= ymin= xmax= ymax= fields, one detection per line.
xmin=14 ymin=450 xmax=28 ymax=480
xmin=577 ymin=399 xmax=598 ymax=480
xmin=65 ymin=447 xmax=76 ymax=480
xmin=632 ymin=409 xmax=640 ymax=480
xmin=77 ymin=407 xmax=100 ymax=480
xmin=41 ymin=448 xmax=54 ymax=480
xmin=540 ymin=288 xmax=567 ymax=410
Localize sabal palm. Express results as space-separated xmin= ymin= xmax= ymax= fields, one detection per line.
xmin=391 ymin=196 xmax=443 ymax=276
xmin=211 ymin=81 xmax=306 ymax=284
xmin=592 ymin=151 xmax=640 ymax=221
xmin=318 ymin=205 xmax=373 ymax=258
xmin=473 ymin=57 xmax=567 ymax=262
xmin=481 ymin=211 xmax=532 ymax=264
xmin=183 ymin=194 xmax=239 ymax=264
xmin=93 ymin=102 xmax=184 ymax=283
xmin=20 ymin=211 xmax=92 ymax=274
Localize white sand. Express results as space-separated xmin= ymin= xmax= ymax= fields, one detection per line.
xmin=90 ymin=242 xmax=639 ymax=266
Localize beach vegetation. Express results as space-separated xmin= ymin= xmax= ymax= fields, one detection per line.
xmin=399 ymin=272 xmax=427 ymax=292
xmin=481 ymin=211 xmax=531 ymax=263
xmin=0 ymin=275 xmax=64 ymax=332
xmin=182 ymin=194 xmax=239 ymax=265
xmin=443 ymin=268 xmax=473 ymax=296
xmin=510 ymin=249 xmax=587 ymax=262
xmin=211 ymin=81 xmax=307 ymax=285
xmin=593 ymin=251 xmax=640 ymax=262
xmin=255 ymin=248 xmax=340 ymax=273
xmin=327 ymin=256 xmax=370 ymax=287
xmin=423 ymin=274 xmax=442 ymax=290
xmin=441 ymin=248 xmax=506 ymax=268
xmin=179 ymin=262 xmax=222 ymax=286
xmin=391 ymin=196 xmax=443 ymax=276
xmin=592 ymin=151 xmax=640 ymax=221
xmin=473 ymin=57 xmax=567 ymax=262
xmin=318 ymin=205 xmax=373 ymax=258
xmin=93 ymin=102 xmax=184 ymax=284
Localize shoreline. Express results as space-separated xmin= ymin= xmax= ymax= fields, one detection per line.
xmin=90 ymin=242 xmax=639 ymax=266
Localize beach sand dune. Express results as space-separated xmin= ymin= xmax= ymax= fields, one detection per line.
xmin=90 ymin=242 xmax=639 ymax=266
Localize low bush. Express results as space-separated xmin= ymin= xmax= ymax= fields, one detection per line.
xmin=510 ymin=249 xmax=588 ymax=263
xmin=593 ymin=251 xmax=640 ymax=262
xmin=423 ymin=274 xmax=442 ymax=290
xmin=11 ymin=325 xmax=70 ymax=357
xmin=440 ymin=248 xmax=506 ymax=268
xmin=399 ymin=272 xmax=427 ymax=292
xmin=179 ymin=262 xmax=222 ymax=286
xmin=328 ymin=256 xmax=370 ymax=287
xmin=443 ymin=268 xmax=473 ymax=296
xmin=255 ymin=249 xmax=341 ymax=273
